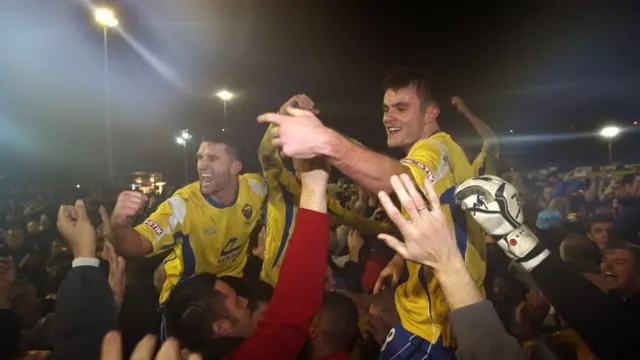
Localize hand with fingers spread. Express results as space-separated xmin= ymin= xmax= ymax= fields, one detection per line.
xmin=376 ymin=174 xmax=462 ymax=270
xmin=57 ymin=200 xmax=97 ymax=258
xmin=101 ymin=331 xmax=202 ymax=360
xmin=257 ymin=107 xmax=330 ymax=159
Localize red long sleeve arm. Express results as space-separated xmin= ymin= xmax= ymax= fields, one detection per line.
xmin=227 ymin=208 xmax=329 ymax=360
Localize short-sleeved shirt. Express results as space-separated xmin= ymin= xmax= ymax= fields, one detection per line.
xmin=396 ymin=131 xmax=486 ymax=346
xmin=135 ymin=175 xmax=267 ymax=303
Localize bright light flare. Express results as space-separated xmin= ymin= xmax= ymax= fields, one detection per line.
xmin=599 ymin=126 xmax=620 ymax=139
xmin=94 ymin=7 xmax=119 ymax=28
xmin=176 ymin=137 xmax=186 ymax=145
xmin=216 ymin=90 xmax=234 ymax=101
xmin=181 ymin=130 xmax=192 ymax=140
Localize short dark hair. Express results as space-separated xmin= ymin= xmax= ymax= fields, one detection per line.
xmin=165 ymin=273 xmax=230 ymax=351
xmin=587 ymin=215 xmax=615 ymax=232
xmin=317 ymin=292 xmax=359 ymax=352
xmin=381 ymin=67 xmax=437 ymax=108
xmin=604 ymin=241 xmax=640 ymax=271
xmin=200 ymin=131 xmax=241 ymax=161
xmin=561 ymin=234 xmax=599 ymax=265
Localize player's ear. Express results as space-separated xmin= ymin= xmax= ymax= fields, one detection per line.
xmin=424 ymin=104 xmax=439 ymax=123
xmin=212 ymin=319 xmax=231 ymax=338
xmin=231 ymin=160 xmax=242 ymax=175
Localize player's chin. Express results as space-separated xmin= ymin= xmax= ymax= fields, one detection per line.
xmin=200 ymin=183 xmax=215 ymax=196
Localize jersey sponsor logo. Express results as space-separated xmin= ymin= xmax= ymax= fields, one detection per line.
xmin=400 ymin=159 xmax=435 ymax=182
xmin=144 ymin=219 xmax=164 ymax=236
xmin=242 ymin=204 xmax=253 ymax=220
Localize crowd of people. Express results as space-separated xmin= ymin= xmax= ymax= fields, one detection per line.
xmin=1 ymin=67 xmax=639 ymax=360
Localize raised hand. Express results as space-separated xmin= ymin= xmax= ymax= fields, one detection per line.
xmin=451 ymin=96 xmax=468 ymax=113
xmin=112 ymin=191 xmax=148 ymax=227
xmin=57 ymin=200 xmax=97 ymax=258
xmin=103 ymin=242 xmax=126 ymax=311
xmin=257 ymin=108 xmax=329 ymax=159
xmin=455 ymin=175 xmax=550 ymax=271
xmin=279 ymin=94 xmax=319 ymax=115
xmin=101 ymin=331 xmax=202 ymax=360
xmin=376 ymin=174 xmax=460 ymax=270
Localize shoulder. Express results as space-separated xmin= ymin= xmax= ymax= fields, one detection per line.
xmin=241 ymin=173 xmax=267 ymax=198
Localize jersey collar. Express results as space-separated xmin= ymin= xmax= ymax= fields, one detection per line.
xmin=204 ymin=179 xmax=240 ymax=209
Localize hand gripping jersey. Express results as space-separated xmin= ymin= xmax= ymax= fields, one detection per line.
xmin=471 ymin=140 xmax=499 ymax=176
xmin=258 ymin=124 xmax=394 ymax=286
xmin=397 ymin=131 xmax=486 ymax=347
xmin=135 ymin=176 xmax=267 ymax=303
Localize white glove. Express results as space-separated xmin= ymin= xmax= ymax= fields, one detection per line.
xmin=455 ymin=175 xmax=550 ymax=271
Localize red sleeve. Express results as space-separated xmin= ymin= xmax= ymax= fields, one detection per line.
xmin=226 ymin=208 xmax=329 ymax=360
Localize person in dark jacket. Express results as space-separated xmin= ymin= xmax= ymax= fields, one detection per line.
xmin=457 ymin=174 xmax=640 ymax=360
xmin=52 ymin=200 xmax=119 ymax=360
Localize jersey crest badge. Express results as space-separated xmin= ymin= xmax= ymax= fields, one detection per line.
xmin=242 ymin=204 xmax=253 ymax=220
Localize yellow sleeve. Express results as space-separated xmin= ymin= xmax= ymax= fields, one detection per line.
xmin=400 ymin=139 xmax=450 ymax=196
xmin=134 ymin=196 xmax=185 ymax=254
xmin=327 ymin=197 xmax=394 ymax=234
xmin=473 ymin=141 xmax=499 ymax=176
xmin=257 ymin=124 xmax=301 ymax=196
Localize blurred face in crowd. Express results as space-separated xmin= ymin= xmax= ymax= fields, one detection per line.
xmin=211 ymin=280 xmax=254 ymax=338
xmin=26 ymin=220 xmax=40 ymax=235
xmin=6 ymin=228 xmax=25 ymax=250
xmin=50 ymin=238 xmax=67 ymax=257
xmin=600 ymin=249 xmax=639 ymax=296
xmin=95 ymin=223 xmax=107 ymax=255
xmin=324 ymin=266 xmax=336 ymax=292
xmin=382 ymin=86 xmax=439 ymax=152
xmin=197 ymin=142 xmax=241 ymax=196
xmin=39 ymin=215 xmax=50 ymax=231
xmin=587 ymin=221 xmax=613 ymax=251
xmin=13 ymin=281 xmax=41 ymax=329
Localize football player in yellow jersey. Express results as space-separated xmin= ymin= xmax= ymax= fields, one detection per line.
xmin=451 ymin=96 xmax=500 ymax=176
xmin=257 ymin=67 xmax=486 ymax=359
xmin=110 ymin=136 xmax=267 ymax=306
xmin=257 ymin=95 xmax=395 ymax=286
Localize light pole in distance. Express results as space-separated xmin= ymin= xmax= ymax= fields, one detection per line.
xmin=215 ymin=90 xmax=234 ymax=131
xmin=93 ymin=7 xmax=119 ymax=183
xmin=176 ymin=130 xmax=192 ymax=184
xmin=599 ymin=125 xmax=621 ymax=164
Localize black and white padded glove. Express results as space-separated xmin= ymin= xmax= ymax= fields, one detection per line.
xmin=454 ymin=175 xmax=550 ymax=271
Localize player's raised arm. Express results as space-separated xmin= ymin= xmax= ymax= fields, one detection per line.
xmin=452 ymin=96 xmax=499 ymax=156
xmin=109 ymin=191 xmax=153 ymax=257
xmin=257 ymin=108 xmax=411 ymax=195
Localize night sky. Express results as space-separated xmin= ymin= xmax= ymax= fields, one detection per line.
xmin=1 ymin=0 xmax=639 ymax=184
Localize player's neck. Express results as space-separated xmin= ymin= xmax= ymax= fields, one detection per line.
xmin=208 ymin=178 xmax=239 ymax=206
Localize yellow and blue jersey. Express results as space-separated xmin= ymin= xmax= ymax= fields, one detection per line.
xmin=135 ymin=176 xmax=267 ymax=303
xmin=397 ymin=131 xmax=486 ymax=347
xmin=257 ymin=124 xmax=394 ymax=286
xmin=471 ymin=140 xmax=499 ymax=176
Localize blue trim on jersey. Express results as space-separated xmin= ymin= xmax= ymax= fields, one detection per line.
xmin=440 ymin=186 xmax=468 ymax=256
xmin=271 ymin=184 xmax=295 ymax=269
xmin=175 ymin=232 xmax=196 ymax=284
xmin=418 ymin=185 xmax=468 ymax=324
xmin=205 ymin=180 xmax=240 ymax=208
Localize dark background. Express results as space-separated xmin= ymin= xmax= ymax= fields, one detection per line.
xmin=1 ymin=0 xmax=639 ymax=185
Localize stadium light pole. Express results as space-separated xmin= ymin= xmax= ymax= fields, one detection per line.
xmin=599 ymin=126 xmax=620 ymax=164
xmin=176 ymin=130 xmax=192 ymax=184
xmin=94 ymin=7 xmax=119 ymax=183
xmin=216 ymin=90 xmax=234 ymax=131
